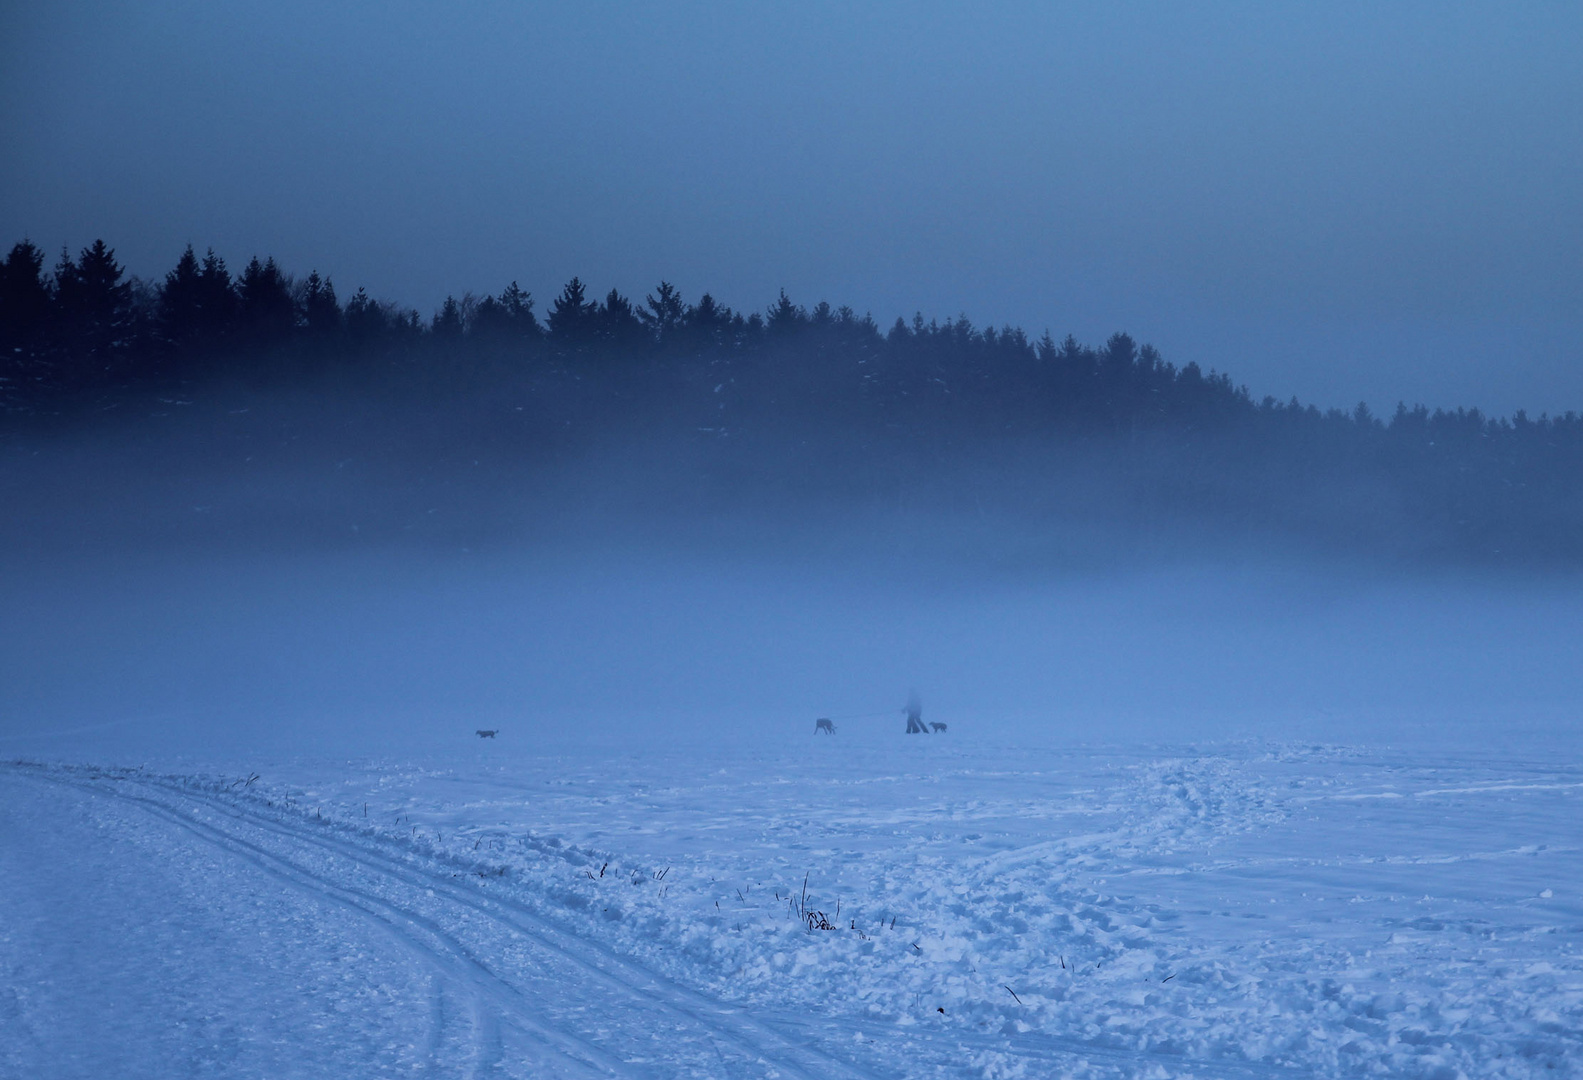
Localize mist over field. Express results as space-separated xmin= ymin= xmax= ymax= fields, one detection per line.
xmin=4 ymin=385 xmax=1581 ymax=1078
xmin=2 ymin=382 xmax=1581 ymax=763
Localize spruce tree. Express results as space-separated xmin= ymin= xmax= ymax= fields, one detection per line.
xmin=595 ymin=288 xmax=643 ymax=347
xmin=548 ymin=277 xmax=596 ymax=342
xmin=431 ymin=295 xmax=464 ymax=339
xmin=638 ymin=282 xmax=685 ymax=344
xmin=0 ymin=240 xmax=53 ymax=373
xmin=53 ymin=240 xmax=133 ymax=385
xmin=300 ymin=272 xmax=341 ymax=338
xmin=236 ymin=256 xmax=295 ymax=348
xmin=344 ymin=287 xmax=388 ymax=343
xmin=158 ymin=245 xmax=204 ymax=349
xmin=195 ymin=249 xmax=236 ymax=341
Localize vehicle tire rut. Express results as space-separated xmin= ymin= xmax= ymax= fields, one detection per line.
xmin=17 ymin=764 xmax=879 ymax=1080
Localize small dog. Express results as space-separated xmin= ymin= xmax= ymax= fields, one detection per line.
xmin=476 ymin=729 xmax=498 ymax=739
xmin=929 ymin=722 xmax=947 ymax=733
xmin=814 ymin=718 xmax=836 ymax=735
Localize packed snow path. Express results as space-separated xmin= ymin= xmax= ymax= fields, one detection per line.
xmin=0 ymin=766 xmax=884 ymax=1080
xmin=2 ymin=737 xmax=1579 ymax=1078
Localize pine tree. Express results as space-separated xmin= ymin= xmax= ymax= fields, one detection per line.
xmin=54 ymin=240 xmax=133 ymax=384
xmin=681 ymin=292 xmax=741 ymax=351
xmin=470 ymin=282 xmax=540 ymax=343
xmin=595 ymin=288 xmax=643 ymax=347
xmin=195 ymin=249 xmax=236 ymax=341
xmin=0 ymin=240 xmax=53 ymax=373
xmin=547 ymin=277 xmax=596 ymax=342
xmin=637 ymin=282 xmax=685 ymax=343
xmin=158 ymin=245 xmax=204 ymax=348
xmin=344 ymin=287 xmax=389 ymax=343
xmin=766 ymin=290 xmax=805 ymax=335
xmin=300 ymin=272 xmax=341 ymax=338
xmin=432 ymin=296 xmax=464 ymax=338
xmin=236 ymin=256 xmax=296 ymax=347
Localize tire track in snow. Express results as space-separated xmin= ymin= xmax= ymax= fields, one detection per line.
xmin=132 ymin=767 xmax=1309 ymax=1080
xmin=18 ymin=764 xmax=881 ymax=1080
xmin=13 ymin=769 xmax=497 ymax=1076
xmin=146 ymin=773 xmax=881 ymax=1080
xmin=15 ymin=768 xmax=628 ymax=1080
xmin=15 ymin=761 xmax=1315 ymax=1080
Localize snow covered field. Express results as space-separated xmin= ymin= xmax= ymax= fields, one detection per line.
xmin=4 ymin=727 xmax=1578 ymax=1079
xmin=2 ymin=546 xmax=1581 ymax=1077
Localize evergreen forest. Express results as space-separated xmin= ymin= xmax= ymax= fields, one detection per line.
xmin=4 ymin=238 xmax=1580 ymax=563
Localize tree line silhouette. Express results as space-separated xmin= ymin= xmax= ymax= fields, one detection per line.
xmin=4 ymin=237 xmax=1581 ymax=560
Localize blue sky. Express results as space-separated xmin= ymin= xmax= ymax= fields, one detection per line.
xmin=3 ymin=1 xmax=1579 ymax=413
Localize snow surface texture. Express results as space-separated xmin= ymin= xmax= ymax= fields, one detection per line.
xmin=2 ymin=734 xmax=1577 ymax=1079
